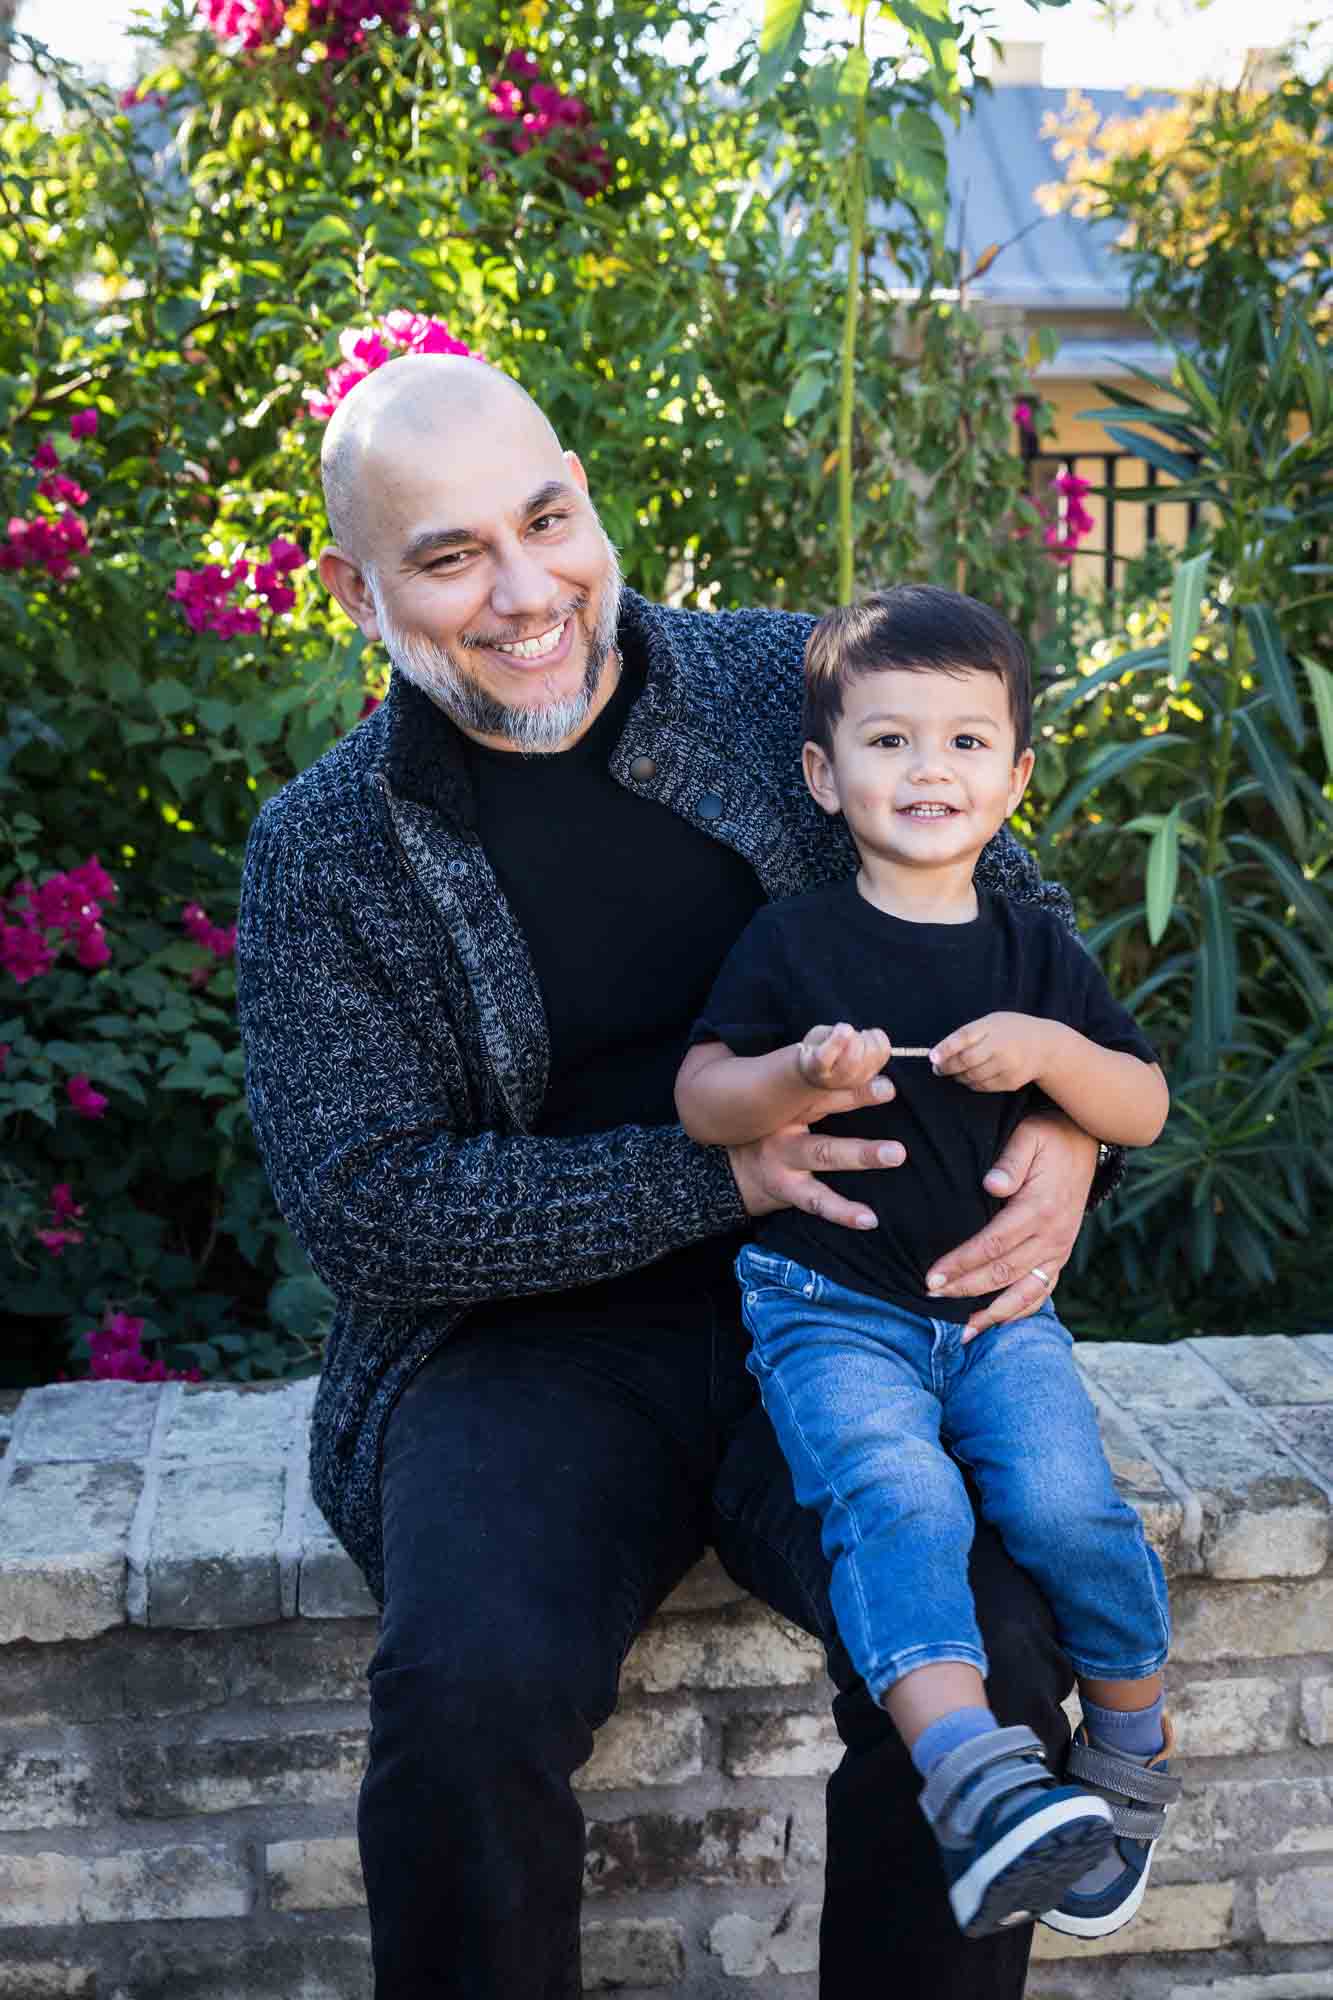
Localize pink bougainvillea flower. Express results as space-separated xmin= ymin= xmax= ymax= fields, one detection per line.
xmin=50 ymin=1184 xmax=82 ymax=1225
xmin=488 ymin=80 xmax=523 ymax=119
xmin=303 ymin=312 xmax=481 ymax=421
xmin=67 ymin=1074 xmax=109 ymax=1119
xmin=1013 ymin=400 xmax=1034 ymax=431
xmin=69 ymin=409 xmax=99 ymax=440
xmin=506 ymin=48 xmax=541 ymax=79
xmin=266 ymin=536 xmax=306 ymax=573
xmin=0 ymin=1043 xmax=8 ymax=1072
xmin=36 ymin=1183 xmax=86 ymax=1257
xmin=182 ymin=901 xmax=237 ymax=960
xmin=38 ymin=474 xmax=90 ymax=510
xmin=0 ymin=923 xmax=56 ymax=984
xmin=31 ymin=440 xmax=60 ymax=472
xmin=360 ymin=692 xmax=383 ymax=719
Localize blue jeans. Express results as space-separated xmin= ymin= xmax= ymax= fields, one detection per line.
xmin=737 ymin=1245 xmax=1170 ymax=1703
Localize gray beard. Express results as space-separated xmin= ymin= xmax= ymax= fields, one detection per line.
xmin=367 ymin=544 xmax=624 ymax=754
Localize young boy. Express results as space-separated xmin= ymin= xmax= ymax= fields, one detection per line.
xmin=675 ymin=586 xmax=1178 ymax=1942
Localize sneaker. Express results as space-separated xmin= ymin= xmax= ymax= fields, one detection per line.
xmin=919 ymin=1724 xmax=1115 ymax=1938
xmin=1040 ymin=1714 xmax=1180 ymax=1939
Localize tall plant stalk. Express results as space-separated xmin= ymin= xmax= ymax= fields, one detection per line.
xmin=836 ymin=8 xmax=869 ymax=603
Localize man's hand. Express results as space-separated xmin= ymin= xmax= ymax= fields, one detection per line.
xmin=798 ymin=1021 xmax=892 ymax=1094
xmin=924 ymin=1110 xmax=1097 ymax=1340
xmin=728 ymin=1093 xmax=905 ymax=1230
xmin=929 ymin=1012 xmax=1053 ymax=1094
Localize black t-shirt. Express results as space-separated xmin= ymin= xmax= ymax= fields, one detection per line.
xmin=461 ymin=643 xmax=763 ymax=1310
xmin=691 ymin=878 xmax=1156 ymax=1322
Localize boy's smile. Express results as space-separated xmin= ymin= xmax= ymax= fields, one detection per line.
xmin=803 ymin=666 xmax=1036 ymax=910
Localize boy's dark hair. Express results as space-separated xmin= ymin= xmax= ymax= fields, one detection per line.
xmin=801 ymin=584 xmax=1033 ymax=757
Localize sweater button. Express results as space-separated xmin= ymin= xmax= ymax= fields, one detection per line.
xmin=697 ymin=793 xmax=724 ymax=820
xmin=629 ymin=754 xmax=656 ymax=782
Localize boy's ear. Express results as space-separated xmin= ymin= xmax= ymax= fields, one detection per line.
xmin=802 ymin=740 xmax=842 ymax=816
xmin=1006 ymin=746 xmax=1037 ymax=816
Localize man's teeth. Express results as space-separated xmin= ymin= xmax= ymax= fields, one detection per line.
xmin=492 ymin=621 xmax=566 ymax=660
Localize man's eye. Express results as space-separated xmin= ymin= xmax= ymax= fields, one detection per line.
xmin=427 ymin=551 xmax=469 ymax=570
xmin=530 ymin=512 xmax=565 ymax=533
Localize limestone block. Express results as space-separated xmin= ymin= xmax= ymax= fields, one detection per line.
xmin=13 ymin=1381 xmax=160 ymax=1463
xmin=1090 ymin=1397 xmax=1190 ymax=1572
xmin=1030 ymin=1879 xmax=1233 ymax=1959
xmin=142 ymin=1462 xmax=285 ymax=1628
xmin=1300 ymin=1675 xmax=1333 ymax=1746
xmin=0 ymin=1843 xmax=251 ymax=1926
xmin=584 ymin=1807 xmax=790 ymax=1896
xmin=223 ymin=1619 xmax=378 ymax=1706
xmin=1076 ymin=1342 xmax=1230 ymax=1413
xmin=582 ymin=1919 xmax=686 ymax=1990
xmin=706 ymin=1903 xmax=822 ymax=1977
xmin=119 ymin=1726 xmax=366 ymax=1816
xmin=1305 ymin=1333 xmax=1333 ymax=1375
xmin=1255 ymin=1867 xmax=1333 ymax=1944
xmin=1171 ymin=1978 xmax=1333 ymax=2000
xmin=0 ymin=1460 xmax=140 ymax=1642
xmin=0 ymin=1964 xmax=96 ymax=1998
xmin=123 ymin=1934 xmax=372 ymax=2000
xmin=1160 ymin=1777 xmax=1333 ymax=1865
xmin=1268 ymin=1406 xmax=1333 ymax=1485
xmin=1134 ymin=1408 xmax=1328 ymax=1578
xmin=0 ymin=1745 xmax=97 ymax=1830
xmin=621 ymin=1606 xmax=824 ymax=1693
xmin=1189 ymin=1335 xmax=1333 ymax=1406
xmin=1172 ymin=1575 xmax=1333 ymax=1662
xmin=159 ymin=1383 xmax=308 ymax=1462
xmin=1166 ymin=1674 xmax=1295 ymax=1756
xmin=266 ymin=1836 xmax=365 ymax=1911
xmin=299 ymin=1504 xmax=379 ymax=1619
xmin=723 ymin=1708 xmax=843 ymax=1778
xmin=662 ymin=1549 xmax=750 ymax=1613
xmin=575 ymin=1706 xmax=703 ymax=1791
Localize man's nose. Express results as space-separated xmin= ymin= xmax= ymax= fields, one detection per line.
xmin=489 ymin=540 xmax=558 ymax=619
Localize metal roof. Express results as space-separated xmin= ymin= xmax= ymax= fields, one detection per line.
xmin=946 ymin=83 xmax=1174 ymax=309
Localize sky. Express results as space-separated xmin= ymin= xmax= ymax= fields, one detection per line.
xmin=7 ymin=0 xmax=1328 ymax=93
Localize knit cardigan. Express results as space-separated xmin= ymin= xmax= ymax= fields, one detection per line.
xmin=236 ymin=589 xmax=1119 ymax=1603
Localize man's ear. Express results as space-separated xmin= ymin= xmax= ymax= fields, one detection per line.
xmin=319 ymin=547 xmax=381 ymax=640
xmin=1006 ymin=745 xmax=1037 ymax=816
xmin=802 ymin=740 xmax=842 ymax=817
xmin=564 ymin=449 xmax=590 ymax=496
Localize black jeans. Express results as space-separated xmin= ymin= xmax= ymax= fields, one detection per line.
xmin=359 ymin=1275 xmax=1073 ymax=1997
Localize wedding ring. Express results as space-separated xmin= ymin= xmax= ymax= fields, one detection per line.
xmin=1030 ymin=1266 xmax=1053 ymax=1288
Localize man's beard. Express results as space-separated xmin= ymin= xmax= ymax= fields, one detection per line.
xmin=367 ymin=540 xmax=624 ymax=754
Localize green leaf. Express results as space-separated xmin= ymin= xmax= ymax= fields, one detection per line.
xmin=784 ymin=365 xmax=827 ymax=428
xmin=1197 ymin=874 xmax=1237 ymax=1052
xmin=1041 ymin=734 xmax=1186 ymax=839
xmin=838 ymin=46 xmax=870 ymax=103
xmin=160 ymin=748 xmax=213 ymax=799
xmin=147 ymin=677 xmax=195 ymax=719
xmin=297 ymin=212 xmax=356 ymax=253
xmin=1305 ymin=657 xmax=1333 ymax=778
xmin=1230 ymin=834 xmax=1330 ymax=938
xmin=755 ymin=0 xmax=806 ymax=93
xmin=1144 ymin=805 xmax=1180 ymax=945
xmin=1103 ymin=424 xmax=1200 ymax=485
xmin=1242 ymin=606 xmax=1304 ymax=747
xmin=1168 ymin=552 xmax=1209 ymax=684
xmin=1233 ymin=708 xmax=1305 ymax=853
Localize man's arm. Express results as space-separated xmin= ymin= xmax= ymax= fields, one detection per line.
xmin=237 ymin=810 xmax=894 ymax=1311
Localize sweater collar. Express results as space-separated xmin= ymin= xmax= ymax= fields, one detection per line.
xmin=376 ymin=587 xmax=703 ymax=827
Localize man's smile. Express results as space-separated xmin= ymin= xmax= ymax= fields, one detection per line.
xmin=488 ymin=618 xmax=570 ymax=662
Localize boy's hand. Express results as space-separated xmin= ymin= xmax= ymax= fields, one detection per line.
xmin=798 ymin=1022 xmax=892 ymax=1093
xmin=929 ymin=1013 xmax=1055 ymax=1094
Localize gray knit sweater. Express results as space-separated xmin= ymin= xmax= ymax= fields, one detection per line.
xmin=236 ymin=590 xmax=1116 ymax=1603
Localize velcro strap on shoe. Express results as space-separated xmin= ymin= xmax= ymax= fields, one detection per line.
xmin=1065 ymin=1742 xmax=1180 ymax=1840
xmin=1066 ymin=1742 xmax=1180 ymax=1807
xmin=919 ymin=1725 xmax=1047 ymax=1842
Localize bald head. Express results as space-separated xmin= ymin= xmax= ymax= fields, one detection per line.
xmin=320 ymin=354 xmax=562 ymax=568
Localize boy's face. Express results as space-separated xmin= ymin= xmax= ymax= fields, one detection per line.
xmin=802 ymin=665 xmax=1036 ymax=873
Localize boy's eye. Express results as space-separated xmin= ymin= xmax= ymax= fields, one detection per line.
xmin=954 ymin=734 xmax=985 ymax=750
xmin=871 ymin=732 xmax=905 ymax=749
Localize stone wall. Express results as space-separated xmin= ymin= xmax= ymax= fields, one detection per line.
xmin=1 ymin=1333 xmax=1331 ymax=1999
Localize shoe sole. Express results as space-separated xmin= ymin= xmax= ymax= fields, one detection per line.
xmin=951 ymin=1798 xmax=1115 ymax=1939
xmin=1039 ymin=1846 xmax=1154 ymax=1938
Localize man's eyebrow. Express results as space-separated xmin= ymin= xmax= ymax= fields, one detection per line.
xmin=399 ymin=481 xmax=578 ymax=571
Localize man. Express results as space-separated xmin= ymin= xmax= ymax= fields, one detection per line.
xmin=236 ymin=353 xmax=1115 ymax=1997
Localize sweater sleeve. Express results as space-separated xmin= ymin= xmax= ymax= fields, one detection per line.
xmin=235 ymin=805 xmax=748 ymax=1313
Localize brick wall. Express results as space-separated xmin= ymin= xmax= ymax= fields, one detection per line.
xmin=1 ymin=1333 xmax=1330 ymax=1999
